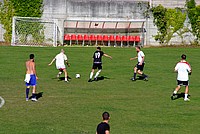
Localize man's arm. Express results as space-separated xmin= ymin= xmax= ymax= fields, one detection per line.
xmin=130 ymin=56 xmax=137 ymax=61
xmin=105 ymin=130 xmax=110 ymax=134
xmin=103 ymin=54 xmax=112 ymax=59
xmin=48 ymin=58 xmax=56 ymax=66
xmin=139 ymin=56 xmax=145 ymax=65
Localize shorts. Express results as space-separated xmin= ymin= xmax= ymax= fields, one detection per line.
xmin=92 ymin=63 xmax=102 ymax=70
xmin=177 ymin=80 xmax=189 ymax=86
xmin=135 ymin=62 xmax=145 ymax=71
xmin=56 ymin=65 xmax=66 ymax=70
xmin=25 ymin=74 xmax=37 ymax=86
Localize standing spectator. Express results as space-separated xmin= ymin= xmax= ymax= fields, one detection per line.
xmin=24 ymin=54 xmax=38 ymax=101
xmin=48 ymin=49 xmax=70 ymax=82
xmin=96 ymin=112 xmax=110 ymax=134
xmin=130 ymin=46 xmax=148 ymax=81
xmin=88 ymin=47 xmax=112 ymax=82
xmin=171 ymin=54 xmax=192 ymax=101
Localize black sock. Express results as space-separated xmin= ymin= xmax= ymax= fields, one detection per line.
xmin=133 ymin=73 xmax=136 ymax=79
xmin=26 ymin=88 xmax=30 ymax=98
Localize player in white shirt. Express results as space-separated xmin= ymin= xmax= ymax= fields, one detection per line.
xmin=48 ymin=49 xmax=70 ymax=82
xmin=171 ymin=54 xmax=192 ymax=101
xmin=130 ymin=46 xmax=148 ymax=81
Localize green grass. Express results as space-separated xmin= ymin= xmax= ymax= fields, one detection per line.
xmin=0 ymin=46 xmax=200 ymax=134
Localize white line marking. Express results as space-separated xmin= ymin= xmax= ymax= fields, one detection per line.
xmin=0 ymin=96 xmax=5 ymax=108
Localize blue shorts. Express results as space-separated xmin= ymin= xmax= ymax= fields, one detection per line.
xmin=25 ymin=74 xmax=37 ymax=86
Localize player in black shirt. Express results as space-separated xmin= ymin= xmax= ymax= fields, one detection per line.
xmin=96 ymin=112 xmax=110 ymax=134
xmin=88 ymin=47 xmax=112 ymax=82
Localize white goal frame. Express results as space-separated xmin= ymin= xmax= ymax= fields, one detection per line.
xmin=11 ymin=16 xmax=60 ymax=47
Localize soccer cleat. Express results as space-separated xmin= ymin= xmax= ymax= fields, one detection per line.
xmin=65 ymin=80 xmax=69 ymax=82
xmin=26 ymin=98 xmax=29 ymax=101
xmin=94 ymin=78 xmax=98 ymax=81
xmin=88 ymin=79 xmax=92 ymax=82
xmin=31 ymin=98 xmax=37 ymax=102
xmin=171 ymin=93 xmax=176 ymax=100
xmin=184 ymin=98 xmax=190 ymax=101
xmin=143 ymin=76 xmax=148 ymax=81
xmin=56 ymin=74 xmax=60 ymax=78
xmin=130 ymin=77 xmax=136 ymax=81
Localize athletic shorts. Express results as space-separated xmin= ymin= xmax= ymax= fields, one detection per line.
xmin=135 ymin=62 xmax=145 ymax=71
xmin=177 ymin=80 xmax=189 ymax=86
xmin=92 ymin=63 xmax=102 ymax=70
xmin=25 ymin=74 xmax=37 ymax=86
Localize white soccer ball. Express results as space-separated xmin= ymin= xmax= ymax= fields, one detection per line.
xmin=75 ymin=74 xmax=80 ymax=78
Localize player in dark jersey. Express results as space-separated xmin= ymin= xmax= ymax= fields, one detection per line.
xmin=96 ymin=112 xmax=110 ymax=134
xmin=88 ymin=47 xmax=112 ymax=82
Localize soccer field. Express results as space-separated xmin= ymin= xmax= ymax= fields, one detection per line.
xmin=0 ymin=46 xmax=200 ymax=134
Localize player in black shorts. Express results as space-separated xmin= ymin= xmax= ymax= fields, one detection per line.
xmin=96 ymin=112 xmax=110 ymax=134
xmin=88 ymin=47 xmax=112 ymax=82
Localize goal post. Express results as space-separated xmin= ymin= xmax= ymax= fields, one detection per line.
xmin=11 ymin=16 xmax=60 ymax=47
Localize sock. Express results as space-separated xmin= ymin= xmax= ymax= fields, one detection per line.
xmin=94 ymin=70 xmax=101 ymax=78
xmin=142 ymin=73 xmax=147 ymax=78
xmin=185 ymin=94 xmax=188 ymax=99
xmin=65 ymin=77 xmax=68 ymax=81
xmin=90 ymin=72 xmax=94 ymax=79
xmin=133 ymin=73 xmax=136 ymax=79
xmin=26 ymin=88 xmax=30 ymax=99
xmin=173 ymin=90 xmax=177 ymax=94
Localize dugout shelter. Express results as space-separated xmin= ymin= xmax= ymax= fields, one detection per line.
xmin=63 ymin=18 xmax=146 ymax=47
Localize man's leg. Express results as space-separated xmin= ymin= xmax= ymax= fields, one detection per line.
xmin=31 ymin=85 xmax=37 ymax=101
xmin=26 ymin=86 xmax=30 ymax=101
xmin=63 ymin=69 xmax=68 ymax=82
xmin=131 ymin=67 xmax=137 ymax=81
xmin=138 ymin=70 xmax=148 ymax=80
xmin=94 ymin=69 xmax=101 ymax=81
xmin=57 ymin=71 xmax=62 ymax=78
xmin=184 ymin=86 xmax=190 ymax=101
xmin=88 ymin=69 xmax=95 ymax=82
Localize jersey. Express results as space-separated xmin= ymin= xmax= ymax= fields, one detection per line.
xmin=93 ymin=50 xmax=104 ymax=64
xmin=175 ymin=61 xmax=191 ymax=81
xmin=137 ymin=51 xmax=145 ymax=63
xmin=96 ymin=122 xmax=110 ymax=134
xmin=55 ymin=52 xmax=67 ymax=69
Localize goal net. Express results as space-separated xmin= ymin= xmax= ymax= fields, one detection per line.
xmin=11 ymin=16 xmax=60 ymax=47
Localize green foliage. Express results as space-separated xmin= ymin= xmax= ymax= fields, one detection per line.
xmin=151 ymin=5 xmax=167 ymax=44
xmin=186 ymin=0 xmax=200 ymax=43
xmin=0 ymin=0 xmax=15 ymax=42
xmin=10 ymin=0 xmax=43 ymax=17
xmin=151 ymin=5 xmax=186 ymax=45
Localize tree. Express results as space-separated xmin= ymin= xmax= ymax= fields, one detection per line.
xmin=0 ymin=0 xmax=15 ymax=42
xmin=186 ymin=0 xmax=200 ymax=43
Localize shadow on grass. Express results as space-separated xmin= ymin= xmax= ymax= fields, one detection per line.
xmin=57 ymin=76 xmax=71 ymax=81
xmin=171 ymin=92 xmax=190 ymax=100
xmin=90 ymin=76 xmax=110 ymax=82
xmin=29 ymin=92 xmax=43 ymax=100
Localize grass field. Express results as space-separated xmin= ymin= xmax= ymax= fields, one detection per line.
xmin=0 ymin=46 xmax=200 ymax=134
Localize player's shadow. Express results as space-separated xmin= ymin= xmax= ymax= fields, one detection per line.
xmin=58 ymin=76 xmax=71 ymax=81
xmin=29 ymin=92 xmax=43 ymax=100
xmin=171 ymin=92 xmax=190 ymax=100
xmin=136 ymin=76 xmax=146 ymax=80
xmin=95 ymin=76 xmax=110 ymax=81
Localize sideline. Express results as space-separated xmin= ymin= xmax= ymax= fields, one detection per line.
xmin=0 ymin=96 xmax=5 ymax=108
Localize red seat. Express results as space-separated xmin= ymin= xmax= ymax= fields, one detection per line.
xmin=122 ymin=36 xmax=127 ymax=41
xmin=135 ymin=36 xmax=140 ymax=42
xmin=71 ymin=34 xmax=77 ymax=40
xmin=128 ymin=36 xmax=135 ymax=42
xmin=77 ymin=35 xmax=83 ymax=40
xmin=97 ymin=35 xmax=103 ymax=41
xmin=103 ymin=35 xmax=109 ymax=41
xmin=64 ymin=34 xmax=70 ymax=40
xmin=89 ymin=35 xmax=96 ymax=41
xmin=84 ymin=35 xmax=89 ymax=41
xmin=109 ymin=35 xmax=115 ymax=41
xmin=115 ymin=35 xmax=121 ymax=41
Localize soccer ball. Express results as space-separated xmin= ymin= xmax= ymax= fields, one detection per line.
xmin=75 ymin=74 xmax=80 ymax=78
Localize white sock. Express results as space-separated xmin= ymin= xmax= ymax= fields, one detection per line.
xmin=90 ymin=72 xmax=94 ymax=79
xmin=173 ymin=90 xmax=177 ymax=94
xmin=65 ymin=77 xmax=68 ymax=81
xmin=185 ymin=94 xmax=188 ymax=99
xmin=94 ymin=70 xmax=101 ymax=78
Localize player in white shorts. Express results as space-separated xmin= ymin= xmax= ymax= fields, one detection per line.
xmin=171 ymin=54 xmax=192 ymax=101
xmin=48 ymin=49 xmax=70 ymax=82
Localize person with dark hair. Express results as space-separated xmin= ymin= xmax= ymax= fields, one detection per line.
xmin=130 ymin=46 xmax=148 ymax=81
xmin=88 ymin=47 xmax=112 ymax=82
xmin=48 ymin=49 xmax=70 ymax=82
xmin=24 ymin=54 xmax=38 ymax=101
xmin=171 ymin=54 xmax=192 ymax=101
xmin=96 ymin=112 xmax=110 ymax=134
